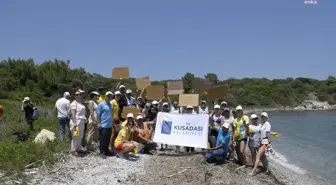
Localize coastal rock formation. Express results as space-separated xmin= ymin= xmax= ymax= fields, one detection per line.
xmin=294 ymin=100 xmax=335 ymax=111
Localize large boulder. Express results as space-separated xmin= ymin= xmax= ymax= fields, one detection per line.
xmin=34 ymin=129 xmax=56 ymax=144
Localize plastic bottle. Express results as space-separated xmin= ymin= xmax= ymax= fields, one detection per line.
xmin=73 ymin=128 xmax=79 ymax=137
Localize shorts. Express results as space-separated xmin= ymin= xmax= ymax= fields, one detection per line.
xmin=115 ymin=143 xmax=123 ymax=151
xmin=209 ymin=128 xmax=218 ymax=136
xmin=260 ymin=144 xmax=268 ymax=150
xmin=237 ymin=138 xmax=247 ymax=142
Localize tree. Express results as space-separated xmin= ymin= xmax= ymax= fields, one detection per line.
xmin=182 ymin=72 xmax=195 ymax=93
xmin=204 ymin=73 xmax=219 ymax=86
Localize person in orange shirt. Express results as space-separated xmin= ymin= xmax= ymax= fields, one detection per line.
xmin=0 ymin=104 xmax=3 ymax=124
xmin=133 ymin=115 xmax=156 ymax=154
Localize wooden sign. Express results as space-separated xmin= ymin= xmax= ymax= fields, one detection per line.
xmin=206 ymin=85 xmax=228 ymax=101
xmin=147 ymin=85 xmax=165 ymax=100
xmin=167 ymin=81 xmax=183 ymax=90
xmin=179 ymin=94 xmax=199 ymax=106
xmin=112 ymin=67 xmax=130 ymax=79
xmin=122 ymin=107 xmax=141 ymax=119
xmin=142 ymin=76 xmax=151 ymax=85
xmin=136 ymin=78 xmax=150 ymax=90
xmin=167 ymin=90 xmax=184 ymax=95
xmin=192 ymin=78 xmax=212 ymax=94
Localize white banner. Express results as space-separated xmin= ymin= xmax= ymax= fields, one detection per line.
xmin=153 ymin=112 xmax=209 ymax=148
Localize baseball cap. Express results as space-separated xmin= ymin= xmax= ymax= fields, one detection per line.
xmin=224 ymin=108 xmax=230 ymax=112
xmin=78 ymin=89 xmax=85 ymax=93
xmin=114 ymin=91 xmax=121 ymax=95
xmin=163 ymin=102 xmax=169 ymax=106
xmin=90 ymin=91 xmax=100 ymax=96
xmin=261 ymin=112 xmax=268 ymax=118
xmin=127 ymin=113 xmax=134 ymax=118
xmin=222 ymin=122 xmax=230 ymax=129
xmin=214 ymin=105 xmax=220 ymax=109
xmin=201 ymin=100 xmax=206 ymax=104
xmin=126 ymin=89 xmax=132 ymax=94
xmin=136 ymin=115 xmax=143 ymax=120
xmin=119 ymin=85 xmax=126 ymax=89
xmin=187 ymin=106 xmax=193 ymax=109
xmin=22 ymin=97 xmax=30 ymax=102
xmin=236 ymin=105 xmax=243 ymax=111
xmin=250 ymin=114 xmax=258 ymax=119
xmin=145 ymin=103 xmax=151 ymax=107
xmin=105 ymin=91 xmax=113 ymax=96
xmin=221 ymin=101 xmax=227 ymax=105
xmin=152 ymin=100 xmax=159 ymax=105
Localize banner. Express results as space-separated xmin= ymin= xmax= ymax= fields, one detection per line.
xmin=153 ymin=112 xmax=209 ymax=148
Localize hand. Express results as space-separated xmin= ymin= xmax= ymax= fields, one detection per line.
xmin=132 ymin=141 xmax=139 ymax=147
xmin=232 ymin=140 xmax=236 ymax=147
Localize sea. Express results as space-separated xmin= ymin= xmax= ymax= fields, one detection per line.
xmin=269 ymin=110 xmax=336 ymax=185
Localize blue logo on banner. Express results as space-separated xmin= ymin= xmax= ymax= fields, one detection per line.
xmin=161 ymin=120 xmax=172 ymax=135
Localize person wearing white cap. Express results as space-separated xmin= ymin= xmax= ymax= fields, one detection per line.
xmin=55 ymin=92 xmax=71 ymax=141
xmin=152 ymin=100 xmax=159 ymax=109
xmin=133 ymin=115 xmax=156 ymax=154
xmin=125 ymin=89 xmax=136 ymax=107
xmin=170 ymin=101 xmax=183 ymax=114
xmin=186 ymin=106 xmax=196 ymax=114
xmin=199 ymin=100 xmax=209 ymax=114
xmin=69 ymin=90 xmax=88 ymax=156
xmin=246 ymin=114 xmax=262 ymax=172
xmin=232 ymin=105 xmax=250 ymax=168
xmin=115 ymin=113 xmax=139 ymax=157
xmin=21 ymin=96 xmax=36 ymax=131
xmin=85 ymin=91 xmax=100 ymax=150
xmin=220 ymin=101 xmax=227 ymax=110
xmin=222 ymin=107 xmax=235 ymax=160
xmin=209 ymin=104 xmax=224 ymax=147
xmin=250 ymin=112 xmax=271 ymax=175
xmin=96 ymin=91 xmax=114 ymax=158
xmin=162 ymin=102 xmax=170 ymax=112
xmin=205 ymin=122 xmax=231 ymax=163
xmin=117 ymin=85 xmax=128 ymax=119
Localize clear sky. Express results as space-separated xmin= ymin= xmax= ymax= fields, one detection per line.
xmin=0 ymin=0 xmax=335 ymax=80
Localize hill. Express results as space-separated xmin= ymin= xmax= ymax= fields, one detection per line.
xmin=1 ymin=58 xmax=336 ymax=107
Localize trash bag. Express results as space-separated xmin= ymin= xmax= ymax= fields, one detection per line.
xmin=11 ymin=132 xmax=28 ymax=142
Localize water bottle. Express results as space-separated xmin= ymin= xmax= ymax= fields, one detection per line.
xmin=73 ymin=128 xmax=79 ymax=137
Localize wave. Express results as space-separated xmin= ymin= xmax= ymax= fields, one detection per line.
xmin=268 ymin=148 xmax=306 ymax=175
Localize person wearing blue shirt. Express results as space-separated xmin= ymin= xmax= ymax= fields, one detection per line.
xmin=205 ymin=122 xmax=231 ymax=163
xmin=97 ymin=91 xmax=114 ymax=158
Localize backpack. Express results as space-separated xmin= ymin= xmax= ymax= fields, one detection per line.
xmin=32 ymin=107 xmax=40 ymax=120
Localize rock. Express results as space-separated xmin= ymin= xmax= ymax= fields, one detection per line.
xmin=34 ymin=129 xmax=56 ymax=144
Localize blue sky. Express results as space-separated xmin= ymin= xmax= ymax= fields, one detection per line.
xmin=0 ymin=0 xmax=334 ymax=80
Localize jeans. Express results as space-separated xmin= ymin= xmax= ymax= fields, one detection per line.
xmin=205 ymin=148 xmax=227 ymax=159
xmin=100 ymin=127 xmax=112 ymax=154
xmin=58 ymin=117 xmax=71 ymax=141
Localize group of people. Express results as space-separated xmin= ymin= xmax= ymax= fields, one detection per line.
xmin=52 ymin=84 xmax=272 ymax=175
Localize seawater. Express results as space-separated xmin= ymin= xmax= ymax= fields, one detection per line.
xmin=268 ymin=111 xmax=336 ymax=184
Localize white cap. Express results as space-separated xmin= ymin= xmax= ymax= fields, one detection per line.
xmin=236 ymin=105 xmax=243 ymax=110
xmin=214 ymin=104 xmax=220 ymax=109
xmin=127 ymin=113 xmax=134 ymax=118
xmin=105 ymin=91 xmax=113 ymax=96
xmin=136 ymin=115 xmax=143 ymax=120
xmin=201 ymin=100 xmax=206 ymax=104
xmin=114 ymin=91 xmax=121 ymax=95
xmin=222 ymin=122 xmax=230 ymax=129
xmin=152 ymin=100 xmax=159 ymax=105
xmin=163 ymin=102 xmax=169 ymax=106
xmin=63 ymin=92 xmax=70 ymax=98
xmin=78 ymin=89 xmax=85 ymax=93
xmin=250 ymin=114 xmax=258 ymax=119
xmin=119 ymin=85 xmax=126 ymax=89
xmin=126 ymin=89 xmax=132 ymax=94
xmin=221 ymin=101 xmax=227 ymax=105
xmin=90 ymin=91 xmax=100 ymax=96
xmin=261 ymin=112 xmax=268 ymax=118
xmin=137 ymin=96 xmax=143 ymax=99
xmin=22 ymin=97 xmax=30 ymax=102
xmin=187 ymin=106 xmax=193 ymax=109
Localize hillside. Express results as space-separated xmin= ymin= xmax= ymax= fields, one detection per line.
xmin=1 ymin=58 xmax=336 ymax=107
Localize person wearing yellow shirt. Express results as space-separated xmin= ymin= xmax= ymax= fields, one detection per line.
xmin=232 ymin=105 xmax=249 ymax=168
xmin=114 ymin=113 xmax=139 ymax=158
xmin=109 ymin=91 xmax=121 ymax=149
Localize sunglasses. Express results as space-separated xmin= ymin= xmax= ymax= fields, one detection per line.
xmin=75 ymin=94 xmax=81 ymax=96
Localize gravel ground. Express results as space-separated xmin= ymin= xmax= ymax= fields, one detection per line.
xmin=21 ymin=148 xmax=330 ymax=185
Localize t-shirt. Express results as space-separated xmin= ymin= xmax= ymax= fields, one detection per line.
xmin=248 ymin=124 xmax=262 ymax=147
xmin=55 ymin=97 xmax=70 ymax=118
xmin=24 ymin=103 xmax=35 ymax=121
xmin=0 ymin=105 xmax=3 ymax=121
xmin=198 ymin=107 xmax=209 ymax=114
xmin=170 ymin=106 xmax=182 ymax=114
xmin=97 ymin=95 xmax=105 ymax=104
xmin=233 ymin=115 xmax=250 ymax=141
xmin=223 ymin=116 xmax=235 ymax=134
xmin=126 ymin=96 xmax=135 ymax=106
xmin=88 ymin=100 xmax=98 ymax=123
xmin=110 ymin=99 xmax=119 ymax=120
xmin=216 ymin=129 xmax=231 ymax=153
xmin=260 ymin=121 xmax=271 ymax=144
xmin=97 ymin=101 xmax=113 ymax=128
xmin=114 ymin=127 xmax=131 ymax=147
xmin=70 ymin=101 xmax=87 ymax=120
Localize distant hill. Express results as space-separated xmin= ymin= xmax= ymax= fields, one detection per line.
xmin=1 ymin=58 xmax=336 ymax=107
